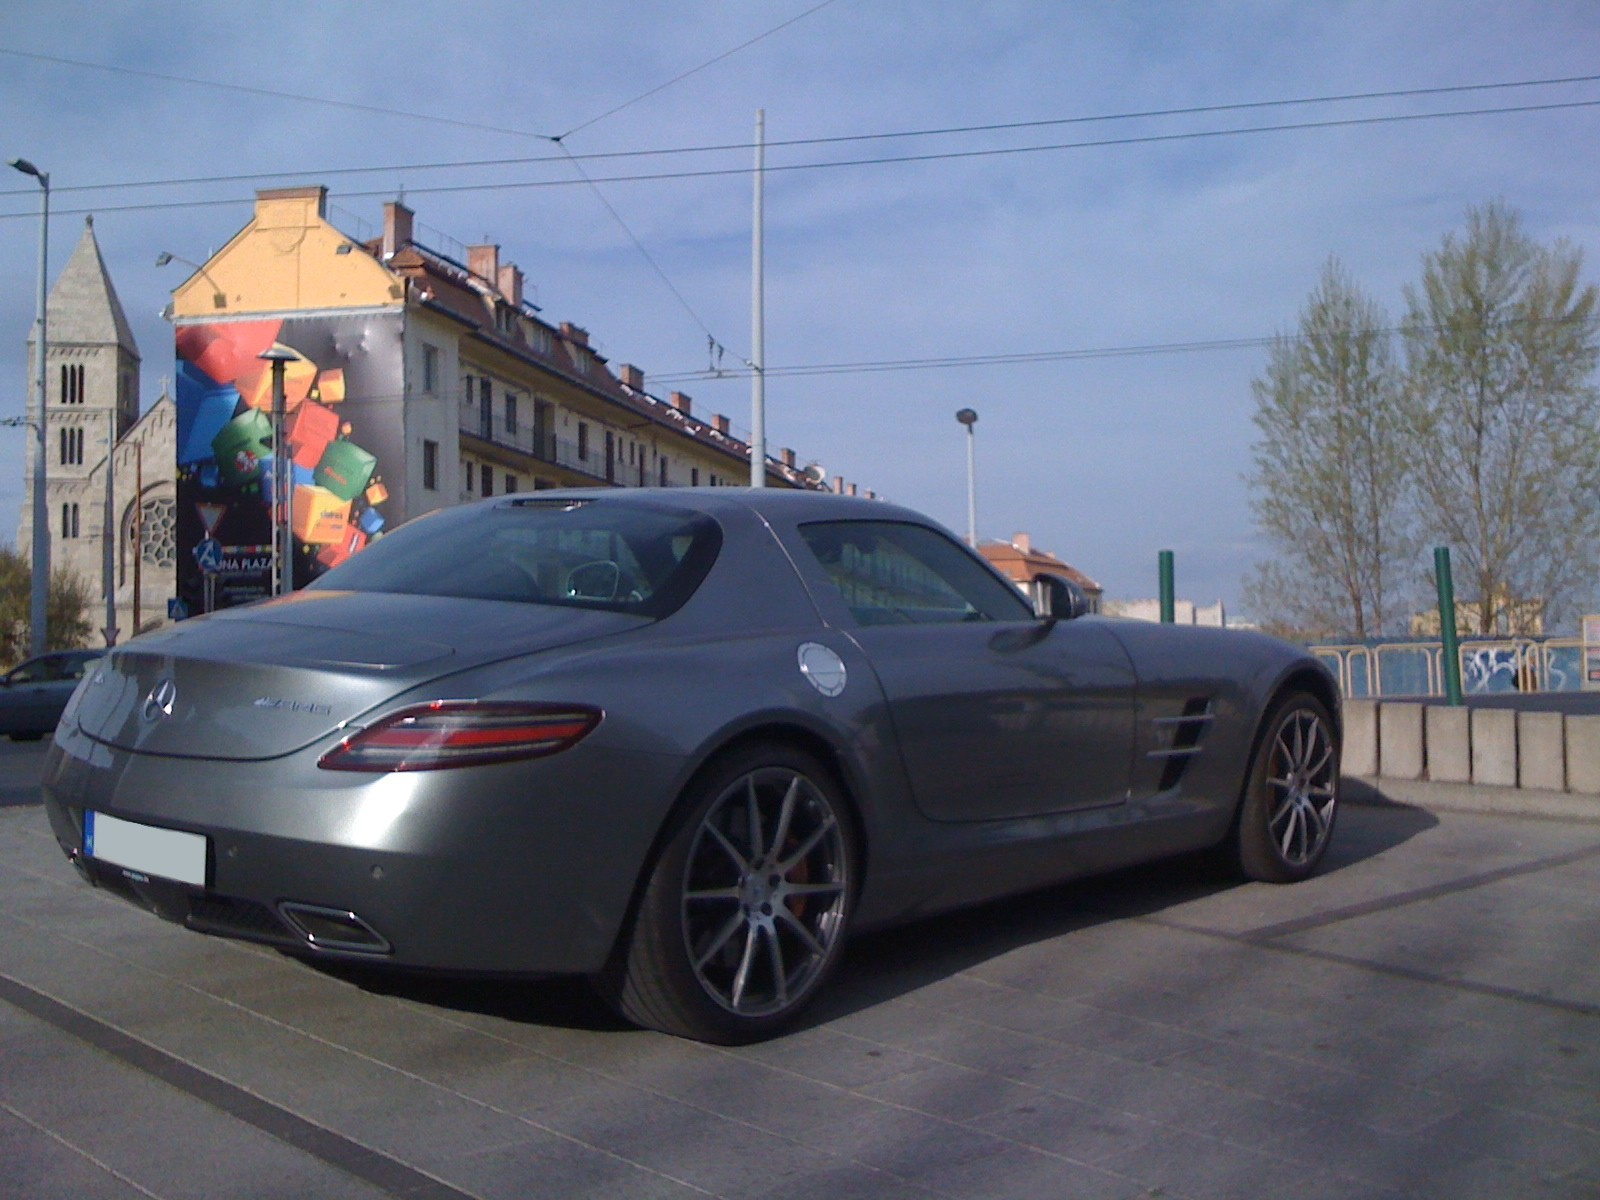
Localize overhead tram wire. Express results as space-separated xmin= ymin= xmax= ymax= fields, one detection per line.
xmin=5 ymin=71 xmax=1598 ymax=200
xmin=6 ymin=95 xmax=1599 ymax=222
xmin=647 ymin=312 xmax=1594 ymax=385
xmin=555 ymin=0 xmax=842 ymax=141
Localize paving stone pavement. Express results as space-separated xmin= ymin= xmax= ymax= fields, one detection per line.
xmin=2 ymin=743 xmax=1598 ymax=1199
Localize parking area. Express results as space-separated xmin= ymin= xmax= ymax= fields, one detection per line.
xmin=2 ymin=738 xmax=1598 ymax=1200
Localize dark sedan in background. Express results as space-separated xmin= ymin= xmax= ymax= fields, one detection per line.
xmin=0 ymin=648 xmax=104 ymax=740
xmin=42 ymin=490 xmax=1339 ymax=1042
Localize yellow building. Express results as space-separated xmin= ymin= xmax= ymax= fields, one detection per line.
xmin=167 ymin=186 xmax=819 ymax=614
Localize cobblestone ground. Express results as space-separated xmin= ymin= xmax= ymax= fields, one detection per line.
xmin=2 ymin=746 xmax=1597 ymax=1199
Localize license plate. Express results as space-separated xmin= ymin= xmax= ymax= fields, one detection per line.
xmin=85 ymin=811 xmax=208 ymax=887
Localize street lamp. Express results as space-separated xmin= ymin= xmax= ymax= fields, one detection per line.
xmin=155 ymin=251 xmax=227 ymax=308
xmin=259 ymin=348 xmax=298 ymax=597
xmin=956 ymin=407 xmax=978 ymax=546
xmin=11 ymin=158 xmax=50 ymax=656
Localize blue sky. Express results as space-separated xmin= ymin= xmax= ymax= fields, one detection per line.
xmin=2 ymin=1 xmax=1597 ymax=616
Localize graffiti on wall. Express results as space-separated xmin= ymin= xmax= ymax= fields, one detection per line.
xmin=175 ymin=315 xmax=404 ymax=615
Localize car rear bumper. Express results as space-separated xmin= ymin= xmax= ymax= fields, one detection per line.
xmin=41 ymin=724 xmax=677 ymax=976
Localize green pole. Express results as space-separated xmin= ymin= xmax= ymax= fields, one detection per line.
xmin=1158 ymin=550 xmax=1175 ymax=624
xmin=1434 ymin=546 xmax=1463 ymax=706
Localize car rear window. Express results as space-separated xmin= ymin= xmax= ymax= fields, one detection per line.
xmin=308 ymin=498 xmax=722 ymax=618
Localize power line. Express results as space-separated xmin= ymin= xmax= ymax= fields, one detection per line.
xmin=0 ymin=0 xmax=844 ymax=160
xmin=551 ymin=142 xmax=730 ymax=356
xmin=6 ymin=72 xmax=1597 ymax=199
xmin=556 ymin=0 xmax=842 ymax=140
xmin=5 ymin=96 xmax=1595 ymax=221
xmin=648 ymin=314 xmax=1593 ymax=384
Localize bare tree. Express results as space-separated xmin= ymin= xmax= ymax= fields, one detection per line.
xmin=1246 ymin=258 xmax=1412 ymax=640
xmin=1402 ymin=202 xmax=1600 ymax=633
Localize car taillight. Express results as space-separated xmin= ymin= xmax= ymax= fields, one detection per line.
xmin=318 ymin=702 xmax=602 ymax=772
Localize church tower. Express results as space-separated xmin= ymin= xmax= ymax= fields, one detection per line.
xmin=20 ymin=217 xmax=167 ymax=646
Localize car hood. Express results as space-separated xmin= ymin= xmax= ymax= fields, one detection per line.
xmin=70 ymin=590 xmax=646 ymax=761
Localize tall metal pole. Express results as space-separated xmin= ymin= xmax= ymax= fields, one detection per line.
xmin=132 ymin=440 xmax=143 ymax=633
xmin=1158 ymin=550 xmax=1175 ymax=623
xmin=750 ymin=109 xmax=766 ymax=487
xmin=102 ymin=433 xmax=117 ymax=646
xmin=260 ymin=349 xmax=296 ymax=597
xmin=11 ymin=159 xmax=50 ymax=656
xmin=956 ymin=408 xmax=978 ymax=545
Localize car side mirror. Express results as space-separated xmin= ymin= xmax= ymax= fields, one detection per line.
xmin=1035 ymin=573 xmax=1092 ymax=622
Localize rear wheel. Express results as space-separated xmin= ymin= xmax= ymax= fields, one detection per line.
xmin=600 ymin=744 xmax=856 ymax=1043
xmin=1236 ymin=694 xmax=1339 ymax=883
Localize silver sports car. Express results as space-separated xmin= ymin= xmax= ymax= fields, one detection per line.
xmin=43 ymin=489 xmax=1340 ymax=1043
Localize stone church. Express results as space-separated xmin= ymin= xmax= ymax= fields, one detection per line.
xmin=21 ymin=217 xmax=175 ymax=647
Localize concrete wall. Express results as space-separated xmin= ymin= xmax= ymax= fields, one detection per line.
xmin=1347 ymin=698 xmax=1600 ymax=796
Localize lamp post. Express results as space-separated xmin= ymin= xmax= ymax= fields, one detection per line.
xmin=11 ymin=158 xmax=50 ymax=656
xmin=155 ymin=250 xmax=227 ymax=309
xmin=259 ymin=348 xmax=298 ymax=597
xmin=956 ymin=407 xmax=978 ymax=546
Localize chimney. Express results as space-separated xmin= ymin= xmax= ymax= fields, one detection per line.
xmin=497 ymin=263 xmax=523 ymax=307
xmin=1014 ymin=531 xmax=1032 ymax=554
xmin=832 ymin=476 xmax=844 ymax=494
xmin=468 ymin=243 xmax=500 ymax=284
xmin=560 ymin=322 xmax=589 ymax=347
xmin=619 ymin=364 xmax=645 ymax=391
xmin=712 ymin=414 xmax=731 ymax=435
xmin=669 ymin=391 xmax=692 ymax=415
xmin=383 ymin=201 xmax=414 ymax=259
xmin=848 ymin=483 xmax=858 ymax=497
xmin=781 ymin=448 xmax=796 ymax=468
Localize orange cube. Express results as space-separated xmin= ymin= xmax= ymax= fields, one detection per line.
xmin=291 ymin=484 xmax=350 ymax=545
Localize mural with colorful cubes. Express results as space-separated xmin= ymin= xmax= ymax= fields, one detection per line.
xmin=174 ymin=314 xmax=406 ymax=616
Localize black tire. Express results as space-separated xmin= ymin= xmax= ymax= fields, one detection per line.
xmin=1236 ymin=693 xmax=1340 ymax=883
xmin=599 ymin=743 xmax=857 ymax=1043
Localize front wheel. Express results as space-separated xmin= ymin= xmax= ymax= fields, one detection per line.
xmin=599 ymin=744 xmax=857 ymax=1043
xmin=1236 ymin=694 xmax=1339 ymax=883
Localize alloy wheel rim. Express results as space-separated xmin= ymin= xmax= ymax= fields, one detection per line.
xmin=681 ymin=767 xmax=849 ymax=1018
xmin=1265 ymin=710 xmax=1337 ymax=865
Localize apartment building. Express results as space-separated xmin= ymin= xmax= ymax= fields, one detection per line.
xmin=167 ymin=186 xmax=820 ymax=615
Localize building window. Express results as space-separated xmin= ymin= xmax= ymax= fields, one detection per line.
xmin=578 ymin=422 xmax=589 ymax=461
xmin=422 ymin=439 xmax=439 ymax=490
xmin=61 ymin=503 xmax=79 ymax=539
xmin=59 ymin=426 xmax=83 ymax=466
xmin=691 ymin=467 xmax=700 ymax=487
xmin=504 ymin=474 xmax=518 ymax=493
xmin=482 ymin=466 xmax=494 ymax=497
xmin=659 ymin=458 xmax=668 ymax=486
xmin=59 ymin=363 xmax=84 ymax=405
xmin=463 ymin=461 xmax=474 ymax=493
xmin=422 ymin=343 xmax=439 ymax=394
xmin=505 ymin=393 xmax=518 ymax=435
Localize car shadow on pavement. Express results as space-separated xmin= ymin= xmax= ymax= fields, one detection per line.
xmin=310 ymin=796 xmax=1439 ymax=1038
xmin=806 ymin=795 xmax=1440 ymax=1032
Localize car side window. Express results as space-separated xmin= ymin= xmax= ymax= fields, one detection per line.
xmin=799 ymin=520 xmax=1033 ymax=626
xmin=7 ymin=659 xmax=49 ymax=684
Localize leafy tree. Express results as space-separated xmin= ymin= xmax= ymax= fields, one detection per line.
xmin=0 ymin=547 xmax=93 ymax=666
xmin=1402 ymin=202 xmax=1600 ymax=633
xmin=1246 ymin=258 xmax=1412 ymax=640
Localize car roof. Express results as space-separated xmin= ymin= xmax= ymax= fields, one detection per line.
xmin=490 ymin=487 xmax=935 ymax=529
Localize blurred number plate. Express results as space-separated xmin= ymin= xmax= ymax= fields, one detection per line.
xmin=85 ymin=811 xmax=207 ymax=887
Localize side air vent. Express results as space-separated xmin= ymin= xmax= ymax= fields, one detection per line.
xmin=1148 ymin=697 xmax=1216 ymax=792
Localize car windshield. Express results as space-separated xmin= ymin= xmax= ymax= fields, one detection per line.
xmin=307 ymin=498 xmax=722 ymax=618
